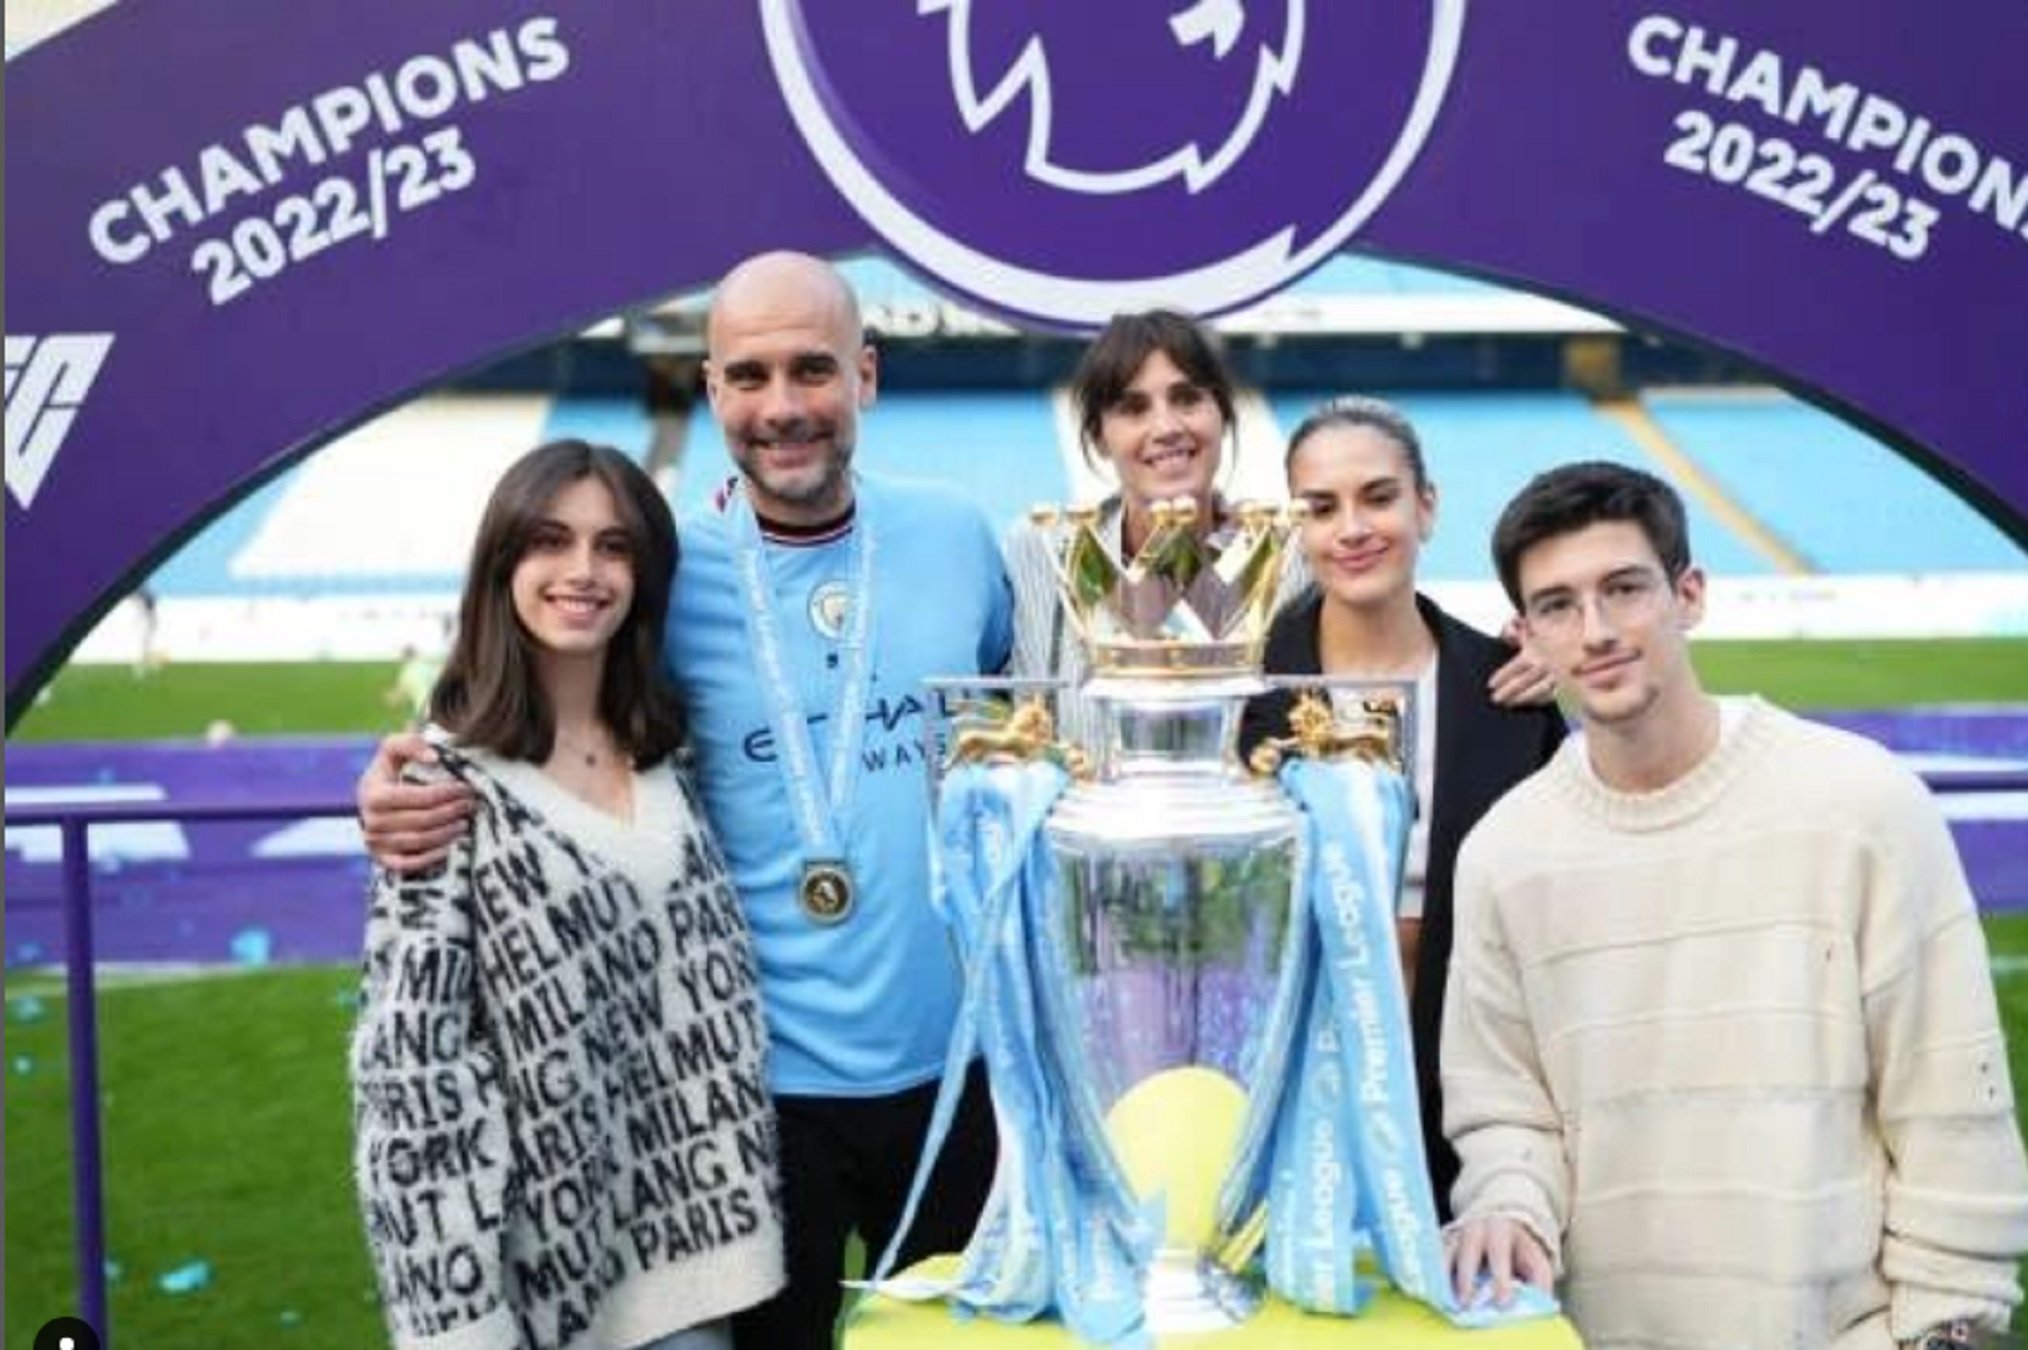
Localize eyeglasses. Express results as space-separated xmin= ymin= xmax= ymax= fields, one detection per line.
xmin=1523 ymin=568 xmax=1669 ymax=638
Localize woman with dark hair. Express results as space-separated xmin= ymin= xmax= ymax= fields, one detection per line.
xmin=1003 ymin=309 xmax=1309 ymax=739
xmin=1238 ymin=396 xmax=1565 ymax=1220
xmin=1005 ymin=311 xmax=1547 ymax=738
xmin=350 ymin=439 xmax=782 ymax=1350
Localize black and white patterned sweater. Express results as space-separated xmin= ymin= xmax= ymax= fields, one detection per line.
xmin=351 ymin=740 xmax=784 ymax=1350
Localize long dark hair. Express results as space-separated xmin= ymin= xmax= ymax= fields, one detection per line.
xmin=430 ymin=439 xmax=685 ymax=767
xmin=1070 ymin=309 xmax=1239 ymax=471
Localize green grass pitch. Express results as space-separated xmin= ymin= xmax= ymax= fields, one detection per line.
xmin=12 ymin=639 xmax=2028 ymax=742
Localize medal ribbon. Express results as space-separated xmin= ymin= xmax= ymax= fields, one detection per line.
xmin=727 ymin=481 xmax=877 ymax=872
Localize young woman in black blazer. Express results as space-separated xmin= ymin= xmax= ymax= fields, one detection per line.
xmin=1240 ymin=397 xmax=1566 ymax=1220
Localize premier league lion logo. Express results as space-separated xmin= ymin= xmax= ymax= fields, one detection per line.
xmin=761 ymin=1 xmax=1463 ymax=326
xmin=928 ymin=0 xmax=1303 ymax=196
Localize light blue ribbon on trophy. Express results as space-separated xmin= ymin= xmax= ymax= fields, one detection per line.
xmin=1211 ymin=764 xmax=1383 ymax=1313
xmin=861 ymin=760 xmax=1157 ymax=1347
xmin=727 ymin=481 xmax=876 ymax=923
xmin=1221 ymin=757 xmax=1558 ymax=1329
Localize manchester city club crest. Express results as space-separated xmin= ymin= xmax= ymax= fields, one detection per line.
xmin=760 ymin=0 xmax=1464 ymax=326
xmin=808 ymin=579 xmax=852 ymax=639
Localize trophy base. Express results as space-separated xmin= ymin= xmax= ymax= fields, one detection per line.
xmin=1142 ymin=1248 xmax=1262 ymax=1334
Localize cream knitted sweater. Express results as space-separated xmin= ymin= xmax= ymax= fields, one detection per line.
xmin=351 ymin=743 xmax=784 ymax=1350
xmin=1444 ymin=698 xmax=2028 ymax=1349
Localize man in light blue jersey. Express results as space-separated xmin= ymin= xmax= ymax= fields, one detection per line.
xmin=359 ymin=251 xmax=1012 ymax=1350
xmin=673 ymin=252 xmax=1011 ymax=1348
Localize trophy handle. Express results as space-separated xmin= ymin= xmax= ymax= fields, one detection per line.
xmin=946 ymin=692 xmax=1094 ymax=780
xmin=1248 ymin=687 xmax=1408 ymax=776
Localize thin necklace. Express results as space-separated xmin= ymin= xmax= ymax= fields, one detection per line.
xmin=555 ymin=727 xmax=614 ymax=770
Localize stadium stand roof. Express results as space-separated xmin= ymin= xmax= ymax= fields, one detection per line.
xmin=620 ymin=252 xmax=1620 ymax=346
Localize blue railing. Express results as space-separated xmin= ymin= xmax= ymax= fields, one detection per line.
xmin=3 ymin=796 xmax=359 ymax=1349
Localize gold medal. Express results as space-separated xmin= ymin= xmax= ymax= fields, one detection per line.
xmin=799 ymin=861 xmax=855 ymax=924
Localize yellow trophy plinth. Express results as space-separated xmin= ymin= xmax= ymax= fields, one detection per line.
xmin=845 ymin=1070 xmax=1581 ymax=1348
xmin=843 ymin=1257 xmax=1583 ymax=1348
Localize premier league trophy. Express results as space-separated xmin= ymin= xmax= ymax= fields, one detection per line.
xmin=1034 ymin=499 xmax=1318 ymax=1331
xmin=869 ymin=499 xmax=1555 ymax=1346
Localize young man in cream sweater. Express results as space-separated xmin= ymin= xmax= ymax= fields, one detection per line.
xmin=1441 ymin=461 xmax=2028 ymax=1350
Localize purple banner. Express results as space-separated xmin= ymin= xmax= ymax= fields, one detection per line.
xmin=8 ymin=1 xmax=2027 ymax=720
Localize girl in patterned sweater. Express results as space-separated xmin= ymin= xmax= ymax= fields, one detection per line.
xmin=351 ymin=440 xmax=783 ymax=1350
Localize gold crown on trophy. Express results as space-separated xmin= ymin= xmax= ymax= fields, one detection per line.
xmin=1032 ymin=497 xmax=1305 ymax=678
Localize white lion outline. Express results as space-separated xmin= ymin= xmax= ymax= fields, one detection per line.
xmin=920 ymin=0 xmax=1305 ymax=195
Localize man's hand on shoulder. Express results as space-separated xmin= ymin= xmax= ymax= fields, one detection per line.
xmin=357 ymin=732 xmax=473 ymax=873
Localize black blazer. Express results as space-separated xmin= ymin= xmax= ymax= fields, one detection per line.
xmin=1239 ymin=589 xmax=1565 ymax=1218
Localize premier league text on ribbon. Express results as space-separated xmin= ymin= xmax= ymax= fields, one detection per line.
xmin=85 ymin=16 xmax=571 ymax=305
xmin=1627 ymin=13 xmax=2028 ymax=262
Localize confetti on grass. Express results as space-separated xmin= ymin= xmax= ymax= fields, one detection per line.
xmin=229 ymin=928 xmax=273 ymax=966
xmin=157 ymin=1260 xmax=212 ymax=1294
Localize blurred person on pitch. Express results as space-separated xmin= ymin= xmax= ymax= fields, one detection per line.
xmin=354 ymin=252 xmax=1011 ymax=1350
xmin=384 ymin=643 xmax=443 ymax=725
xmin=1442 ymin=460 xmax=2028 ymax=1349
xmin=350 ymin=439 xmax=782 ymax=1350
xmin=131 ymin=585 xmax=164 ymax=677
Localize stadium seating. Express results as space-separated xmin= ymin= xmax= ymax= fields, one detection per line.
xmin=537 ymin=393 xmax=656 ymax=461
xmin=139 ymin=385 xmax=2021 ymax=606
xmin=104 ymin=247 xmax=2021 ymax=658
xmin=156 ymin=394 xmax=558 ymax=597
xmin=1645 ymin=390 xmax=2022 ymax=574
xmin=671 ymin=388 xmax=1070 ymax=538
xmin=1265 ymin=390 xmax=1775 ymax=580
xmin=855 ymin=390 xmax=1071 ymax=536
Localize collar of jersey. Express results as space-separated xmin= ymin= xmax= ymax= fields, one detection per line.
xmin=720 ymin=472 xmax=856 ymax=547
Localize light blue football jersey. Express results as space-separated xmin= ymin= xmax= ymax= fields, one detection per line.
xmin=667 ymin=474 xmax=1013 ymax=1096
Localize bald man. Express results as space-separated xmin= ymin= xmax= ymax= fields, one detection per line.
xmin=359 ymin=252 xmax=1012 ymax=1350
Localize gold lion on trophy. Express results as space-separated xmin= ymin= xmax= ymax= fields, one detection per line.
xmin=949 ymin=696 xmax=1094 ymax=779
xmin=1248 ymin=690 xmax=1403 ymax=775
